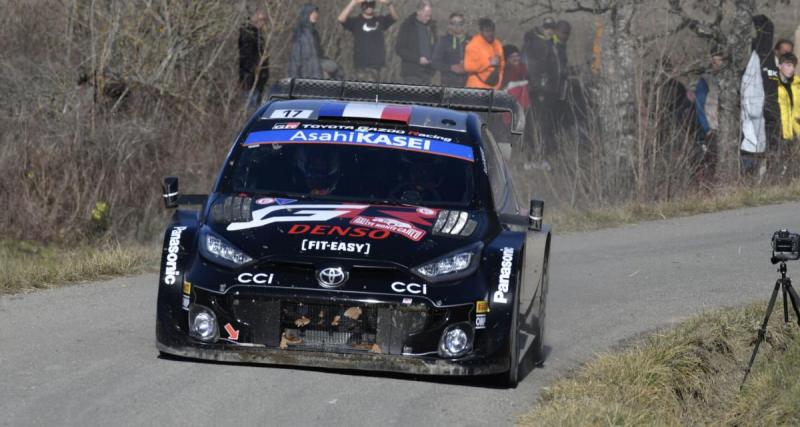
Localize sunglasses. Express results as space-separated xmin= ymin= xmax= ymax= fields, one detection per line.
xmin=449 ymin=20 xmax=464 ymax=26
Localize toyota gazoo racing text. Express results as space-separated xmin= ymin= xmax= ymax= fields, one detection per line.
xmin=156 ymin=79 xmax=551 ymax=386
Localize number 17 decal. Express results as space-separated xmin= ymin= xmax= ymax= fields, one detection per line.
xmin=270 ymin=109 xmax=313 ymax=119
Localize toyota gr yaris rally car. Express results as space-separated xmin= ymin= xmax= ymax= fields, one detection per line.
xmin=156 ymin=79 xmax=550 ymax=387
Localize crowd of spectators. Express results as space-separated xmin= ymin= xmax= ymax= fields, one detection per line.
xmin=237 ymin=4 xmax=800 ymax=181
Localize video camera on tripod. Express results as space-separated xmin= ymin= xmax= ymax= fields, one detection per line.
xmin=743 ymin=229 xmax=800 ymax=387
xmin=772 ymin=229 xmax=800 ymax=263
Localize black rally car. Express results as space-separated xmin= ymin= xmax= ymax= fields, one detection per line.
xmin=156 ymin=79 xmax=550 ymax=386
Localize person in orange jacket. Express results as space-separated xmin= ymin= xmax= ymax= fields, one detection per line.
xmin=464 ymin=18 xmax=504 ymax=89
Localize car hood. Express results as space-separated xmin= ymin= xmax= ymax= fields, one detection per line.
xmin=205 ymin=198 xmax=488 ymax=268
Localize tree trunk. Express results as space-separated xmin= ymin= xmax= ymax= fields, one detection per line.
xmin=716 ymin=0 xmax=755 ymax=181
xmin=597 ymin=1 xmax=639 ymax=199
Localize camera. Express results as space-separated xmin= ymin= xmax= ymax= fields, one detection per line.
xmin=772 ymin=229 xmax=800 ymax=262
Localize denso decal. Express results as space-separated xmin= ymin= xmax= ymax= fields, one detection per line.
xmin=492 ymin=247 xmax=515 ymax=304
xmin=391 ymin=281 xmax=427 ymax=295
xmin=300 ymin=239 xmax=371 ymax=255
xmin=351 ymin=216 xmax=426 ymax=241
xmin=163 ymin=226 xmax=187 ymax=286
xmin=227 ymin=204 xmax=367 ymax=231
xmin=288 ymin=224 xmax=390 ymax=240
xmin=237 ymin=273 xmax=275 ymax=284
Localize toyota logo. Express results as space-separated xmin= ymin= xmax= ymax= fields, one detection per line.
xmin=317 ymin=267 xmax=348 ymax=288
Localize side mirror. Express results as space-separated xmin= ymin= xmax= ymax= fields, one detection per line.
xmin=529 ymin=199 xmax=544 ymax=231
xmin=162 ymin=176 xmax=179 ymax=209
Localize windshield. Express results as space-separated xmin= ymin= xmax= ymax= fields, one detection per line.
xmin=224 ymin=128 xmax=476 ymax=207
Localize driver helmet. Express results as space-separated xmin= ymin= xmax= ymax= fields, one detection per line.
xmin=400 ymin=151 xmax=443 ymax=190
xmin=295 ymin=145 xmax=341 ymax=196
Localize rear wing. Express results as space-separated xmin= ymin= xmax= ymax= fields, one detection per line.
xmin=268 ymin=78 xmax=525 ymax=135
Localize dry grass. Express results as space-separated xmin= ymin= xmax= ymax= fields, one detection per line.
xmin=0 ymin=240 xmax=158 ymax=295
xmin=549 ymin=180 xmax=800 ymax=233
xmin=520 ymin=302 xmax=800 ymax=426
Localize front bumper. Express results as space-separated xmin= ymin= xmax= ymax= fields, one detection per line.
xmin=157 ymin=288 xmax=512 ymax=376
xmin=157 ymin=339 xmax=508 ymax=376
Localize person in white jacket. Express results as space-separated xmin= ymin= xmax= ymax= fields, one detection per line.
xmin=741 ymin=49 xmax=767 ymax=178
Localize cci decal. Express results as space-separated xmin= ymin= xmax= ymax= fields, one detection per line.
xmin=475 ymin=314 xmax=487 ymax=329
xmin=288 ymin=224 xmax=390 ymax=240
xmin=243 ymin=130 xmax=474 ymax=162
xmin=237 ymin=273 xmax=275 ymax=285
xmin=301 ymin=239 xmax=371 ymax=255
xmin=351 ymin=216 xmax=426 ymax=242
xmin=227 ymin=204 xmax=367 ymax=231
xmin=163 ymin=226 xmax=187 ymax=286
xmin=492 ymin=247 xmax=515 ymax=304
xmin=391 ymin=281 xmax=427 ymax=295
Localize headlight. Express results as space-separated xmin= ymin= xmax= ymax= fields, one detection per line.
xmin=199 ymin=227 xmax=253 ymax=268
xmin=414 ymin=242 xmax=483 ymax=282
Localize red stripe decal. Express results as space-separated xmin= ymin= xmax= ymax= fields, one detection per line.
xmin=380 ymin=105 xmax=412 ymax=123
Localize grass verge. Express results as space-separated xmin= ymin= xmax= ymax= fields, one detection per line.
xmin=0 ymin=240 xmax=158 ymax=295
xmin=549 ymin=181 xmax=800 ymax=232
xmin=519 ymin=301 xmax=800 ymax=426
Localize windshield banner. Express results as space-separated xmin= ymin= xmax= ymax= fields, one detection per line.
xmin=243 ymin=130 xmax=474 ymax=162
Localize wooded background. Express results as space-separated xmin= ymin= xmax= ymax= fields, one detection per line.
xmin=1 ymin=0 xmax=798 ymax=243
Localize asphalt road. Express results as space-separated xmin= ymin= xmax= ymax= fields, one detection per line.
xmin=2 ymin=203 xmax=797 ymax=427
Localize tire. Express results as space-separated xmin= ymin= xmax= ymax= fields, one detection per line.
xmin=531 ymin=254 xmax=549 ymax=365
xmin=500 ymin=271 xmax=522 ymax=388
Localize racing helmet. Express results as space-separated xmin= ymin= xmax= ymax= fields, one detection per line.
xmin=295 ymin=145 xmax=341 ymax=196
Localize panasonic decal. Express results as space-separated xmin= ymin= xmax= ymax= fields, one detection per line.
xmin=163 ymin=226 xmax=187 ymax=286
xmin=492 ymin=247 xmax=515 ymax=304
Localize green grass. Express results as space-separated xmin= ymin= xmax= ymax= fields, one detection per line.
xmin=519 ymin=302 xmax=800 ymax=426
xmin=549 ymin=180 xmax=800 ymax=233
xmin=0 ymin=240 xmax=158 ymax=295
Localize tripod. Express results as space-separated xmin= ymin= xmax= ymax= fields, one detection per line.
xmin=741 ymin=260 xmax=800 ymax=387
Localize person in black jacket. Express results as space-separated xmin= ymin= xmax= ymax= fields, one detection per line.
xmin=338 ymin=0 xmax=398 ymax=82
xmin=432 ymin=13 xmax=468 ymax=87
xmin=395 ymin=0 xmax=436 ymax=85
xmin=523 ymin=18 xmax=560 ymax=159
xmin=287 ymin=3 xmax=324 ymax=79
xmin=239 ymin=9 xmax=270 ymax=106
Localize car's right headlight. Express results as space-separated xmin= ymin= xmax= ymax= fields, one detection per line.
xmin=198 ymin=227 xmax=253 ymax=268
xmin=413 ymin=242 xmax=483 ymax=283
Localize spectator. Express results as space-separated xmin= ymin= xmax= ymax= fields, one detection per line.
xmin=776 ymin=53 xmax=800 ymax=142
xmin=554 ymin=20 xmax=572 ymax=131
xmin=695 ymin=52 xmax=724 ymax=181
xmin=502 ymin=46 xmax=529 ymax=100
xmin=464 ymin=18 xmax=504 ymax=90
xmin=741 ymin=17 xmax=772 ymax=179
xmin=501 ymin=45 xmax=529 ymax=130
xmin=321 ymin=59 xmax=344 ymax=80
xmin=763 ymin=39 xmax=794 ymax=148
xmin=523 ymin=18 xmax=559 ymax=162
xmin=338 ymin=0 xmax=398 ymax=82
xmin=432 ymin=13 xmax=468 ymax=87
xmin=395 ymin=0 xmax=437 ymax=85
xmin=554 ymin=20 xmax=571 ymax=101
xmin=287 ymin=4 xmax=324 ymax=79
xmin=239 ymin=9 xmax=270 ymax=106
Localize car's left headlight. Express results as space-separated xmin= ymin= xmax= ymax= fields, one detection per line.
xmin=198 ymin=227 xmax=253 ymax=269
xmin=414 ymin=242 xmax=483 ymax=283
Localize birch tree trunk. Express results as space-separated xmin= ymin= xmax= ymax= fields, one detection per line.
xmin=716 ymin=0 xmax=755 ymax=181
xmin=597 ymin=1 xmax=639 ymax=199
